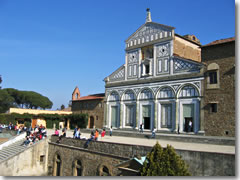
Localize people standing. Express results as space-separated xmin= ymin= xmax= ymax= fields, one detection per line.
xmin=101 ymin=129 xmax=106 ymax=139
xmin=140 ymin=123 xmax=144 ymax=133
xmin=110 ymin=126 xmax=113 ymax=137
xmin=188 ymin=120 xmax=192 ymax=133
xmin=151 ymin=127 xmax=156 ymax=139
xmin=73 ymin=126 xmax=78 ymax=138
xmin=74 ymin=128 xmax=81 ymax=139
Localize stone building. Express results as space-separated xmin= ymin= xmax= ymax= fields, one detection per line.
xmin=201 ymin=37 xmax=235 ymax=137
xmin=104 ymin=9 xmax=205 ymax=134
xmin=71 ymin=87 xmax=105 ymax=129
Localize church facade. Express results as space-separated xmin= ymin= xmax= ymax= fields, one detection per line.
xmin=104 ymin=10 xmax=205 ymax=134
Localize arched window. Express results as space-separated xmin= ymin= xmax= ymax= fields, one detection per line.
xmin=207 ymin=63 xmax=220 ymax=89
xmin=123 ymin=90 xmax=135 ymax=101
xmin=139 ymin=89 xmax=153 ymax=100
xmin=73 ymin=160 xmax=83 ymax=176
xmin=179 ymin=85 xmax=199 ymax=98
xmin=53 ymin=154 xmax=61 ymax=176
xmin=158 ymin=87 xmax=174 ymax=99
xmin=108 ymin=91 xmax=120 ymax=101
xmin=99 ymin=166 xmax=111 ymax=176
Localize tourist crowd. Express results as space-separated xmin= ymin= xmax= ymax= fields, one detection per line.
xmin=22 ymin=124 xmax=47 ymax=146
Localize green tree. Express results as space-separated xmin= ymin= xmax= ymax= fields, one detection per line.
xmin=0 ymin=90 xmax=15 ymax=113
xmin=60 ymin=104 xmax=65 ymax=110
xmin=2 ymin=88 xmax=53 ymax=109
xmin=140 ymin=142 xmax=191 ymax=176
xmin=0 ymin=75 xmax=2 ymax=89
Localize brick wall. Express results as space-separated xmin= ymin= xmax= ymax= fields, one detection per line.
xmin=71 ymin=99 xmax=104 ymax=129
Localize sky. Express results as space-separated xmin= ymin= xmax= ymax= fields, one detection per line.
xmin=0 ymin=0 xmax=235 ymax=110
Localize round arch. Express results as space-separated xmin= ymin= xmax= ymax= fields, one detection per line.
xmin=107 ymin=90 xmax=120 ymax=101
xmin=97 ymin=163 xmax=113 ymax=176
xmin=137 ymin=87 xmax=154 ymax=101
xmin=176 ymin=83 xmax=200 ymax=98
xmin=121 ymin=89 xmax=136 ymax=101
xmin=155 ymin=86 xmax=176 ymax=99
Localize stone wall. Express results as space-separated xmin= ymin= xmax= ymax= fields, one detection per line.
xmin=0 ymin=138 xmax=49 ymax=176
xmin=72 ymin=99 xmax=104 ymax=129
xmin=202 ymin=41 xmax=235 ymax=137
xmin=48 ymin=136 xmax=235 ymax=176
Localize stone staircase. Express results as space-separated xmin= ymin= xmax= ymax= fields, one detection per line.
xmin=0 ymin=139 xmax=27 ymax=162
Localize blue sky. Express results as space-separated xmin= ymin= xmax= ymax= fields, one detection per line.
xmin=0 ymin=0 xmax=235 ymax=110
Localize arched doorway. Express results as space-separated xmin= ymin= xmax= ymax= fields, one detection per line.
xmin=89 ymin=116 xmax=94 ymax=128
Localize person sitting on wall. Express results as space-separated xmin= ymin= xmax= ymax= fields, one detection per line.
xmin=74 ymin=128 xmax=81 ymax=139
xmin=94 ymin=129 xmax=99 ymax=141
xmin=53 ymin=128 xmax=59 ymax=136
xmin=84 ymin=131 xmax=95 ymax=148
xmin=139 ymin=123 xmax=144 ymax=133
xmin=22 ymin=136 xmax=30 ymax=146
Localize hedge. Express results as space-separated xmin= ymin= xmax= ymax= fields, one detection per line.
xmin=0 ymin=112 xmax=88 ymax=129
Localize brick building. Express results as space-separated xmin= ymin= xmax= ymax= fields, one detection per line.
xmin=201 ymin=37 xmax=235 ymax=137
xmin=71 ymin=87 xmax=105 ymax=129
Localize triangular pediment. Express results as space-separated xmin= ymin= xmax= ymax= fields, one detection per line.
xmin=125 ymin=22 xmax=175 ymax=45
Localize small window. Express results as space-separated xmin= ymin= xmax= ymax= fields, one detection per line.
xmin=96 ymin=116 xmax=98 ymax=120
xmin=210 ymin=103 xmax=217 ymax=113
xmin=40 ymin=155 xmax=45 ymax=162
xmin=209 ymin=71 xmax=217 ymax=84
xmin=145 ymin=64 xmax=150 ymax=74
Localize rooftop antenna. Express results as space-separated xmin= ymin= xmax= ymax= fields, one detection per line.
xmin=145 ymin=8 xmax=152 ymax=23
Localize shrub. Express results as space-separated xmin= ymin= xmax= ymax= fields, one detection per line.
xmin=140 ymin=142 xmax=191 ymax=176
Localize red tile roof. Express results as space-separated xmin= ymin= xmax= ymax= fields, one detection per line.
xmin=74 ymin=95 xmax=104 ymax=101
xmin=203 ymin=37 xmax=235 ymax=47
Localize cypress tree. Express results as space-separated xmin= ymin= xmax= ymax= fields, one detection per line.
xmin=140 ymin=142 xmax=191 ymax=176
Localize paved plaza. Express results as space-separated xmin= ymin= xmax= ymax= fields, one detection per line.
xmin=47 ymin=129 xmax=235 ymax=154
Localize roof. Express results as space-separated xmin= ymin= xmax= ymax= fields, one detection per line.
xmin=8 ymin=108 xmax=72 ymax=115
xmin=74 ymin=95 xmax=105 ymax=101
xmin=202 ymin=37 xmax=235 ymax=47
xmin=125 ymin=22 xmax=175 ymax=42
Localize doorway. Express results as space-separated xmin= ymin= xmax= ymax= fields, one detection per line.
xmin=142 ymin=105 xmax=151 ymax=130
xmin=89 ymin=116 xmax=94 ymax=128
xmin=182 ymin=104 xmax=194 ymax=132
xmin=184 ymin=117 xmax=193 ymax=132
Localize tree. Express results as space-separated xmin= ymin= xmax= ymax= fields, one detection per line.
xmin=1 ymin=88 xmax=53 ymax=110
xmin=60 ymin=104 xmax=65 ymax=110
xmin=140 ymin=142 xmax=191 ymax=176
xmin=0 ymin=75 xmax=2 ymax=89
xmin=0 ymin=89 xmax=15 ymax=113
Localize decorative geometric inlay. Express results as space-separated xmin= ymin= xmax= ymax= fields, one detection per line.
xmin=157 ymin=44 xmax=169 ymax=57
xmin=179 ymin=85 xmax=199 ymax=97
xmin=174 ymin=59 xmax=199 ymax=72
xmin=133 ymin=88 xmax=140 ymax=95
xmin=172 ymin=85 xmax=180 ymax=91
xmin=151 ymin=86 xmax=159 ymax=93
xmin=109 ymin=66 xmax=125 ymax=81
xmin=194 ymin=82 xmax=200 ymax=88
xmin=118 ymin=90 xmax=124 ymax=96
xmin=128 ymin=51 xmax=139 ymax=64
